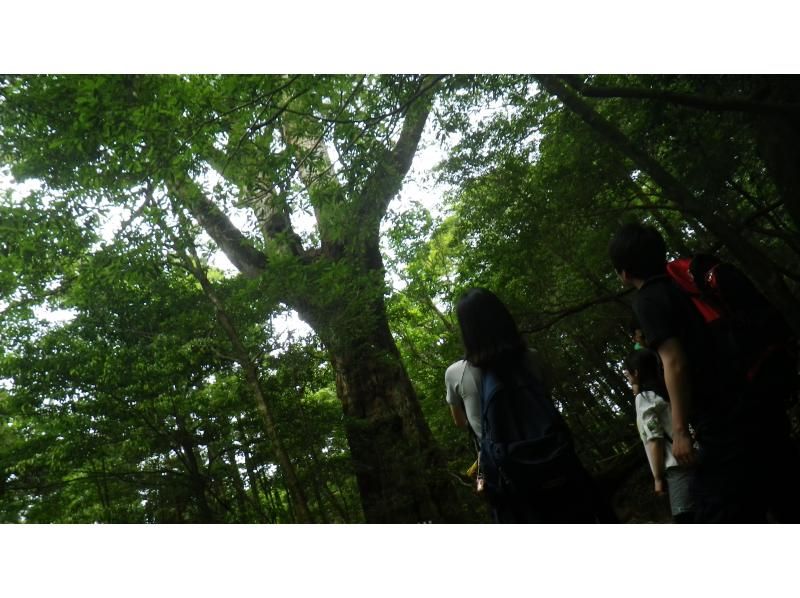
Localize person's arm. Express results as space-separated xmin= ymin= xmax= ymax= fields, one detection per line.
xmin=445 ymin=363 xmax=469 ymax=430
xmin=644 ymin=438 xmax=667 ymax=495
xmin=637 ymin=393 xmax=668 ymax=495
xmin=449 ymin=404 xmax=468 ymax=429
xmin=657 ymin=337 xmax=695 ymax=466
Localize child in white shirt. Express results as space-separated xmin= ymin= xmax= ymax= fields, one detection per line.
xmin=624 ymin=349 xmax=695 ymax=523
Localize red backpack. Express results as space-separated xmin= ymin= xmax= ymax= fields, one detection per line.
xmin=666 ymin=255 xmax=791 ymax=384
xmin=666 ymin=256 xmax=723 ymax=323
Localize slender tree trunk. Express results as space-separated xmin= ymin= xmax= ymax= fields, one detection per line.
xmin=560 ymin=399 xmax=601 ymax=460
xmin=176 ymin=426 xmax=217 ymax=523
xmin=261 ymin=476 xmax=279 ymax=523
xmin=307 ymin=467 xmax=330 ymax=524
xmin=93 ymin=460 xmax=113 ymax=523
xmin=330 ymin=466 xmax=360 ymax=522
xmin=321 ymin=478 xmax=351 ymax=523
xmin=280 ymin=473 xmax=297 ymax=523
xmin=242 ymin=447 xmax=270 ymax=522
xmin=573 ymin=334 xmax=635 ymax=421
xmin=192 ymin=265 xmax=315 ymax=523
xmin=225 ymin=447 xmax=251 ymax=522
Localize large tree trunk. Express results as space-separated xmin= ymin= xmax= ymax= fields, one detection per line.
xmin=303 ymin=287 xmax=465 ymax=523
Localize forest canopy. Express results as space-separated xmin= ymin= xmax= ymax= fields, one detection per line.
xmin=1 ymin=74 xmax=798 ymax=523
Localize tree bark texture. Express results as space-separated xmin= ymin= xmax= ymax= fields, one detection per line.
xmin=305 ymin=288 xmax=466 ymax=523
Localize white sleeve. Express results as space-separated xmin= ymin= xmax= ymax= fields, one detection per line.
xmin=444 ymin=362 xmax=464 ymax=409
xmin=637 ymin=391 xmax=667 ymax=442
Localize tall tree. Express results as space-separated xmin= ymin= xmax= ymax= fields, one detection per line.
xmin=0 ymin=74 xmax=463 ymax=522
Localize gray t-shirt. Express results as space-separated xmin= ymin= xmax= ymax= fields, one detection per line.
xmin=444 ymin=360 xmax=482 ymax=438
xmin=444 ymin=350 xmax=552 ymax=441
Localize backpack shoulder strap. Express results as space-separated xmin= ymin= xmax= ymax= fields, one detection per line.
xmin=480 ymin=369 xmax=498 ymax=418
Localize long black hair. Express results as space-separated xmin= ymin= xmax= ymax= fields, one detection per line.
xmin=624 ymin=349 xmax=668 ymax=399
xmin=455 ymin=288 xmax=527 ymax=370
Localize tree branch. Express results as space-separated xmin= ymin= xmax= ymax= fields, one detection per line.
xmin=562 ymin=75 xmax=800 ymax=119
xmin=277 ymin=74 xmax=446 ymax=126
xmin=241 ymin=183 xmax=306 ymax=258
xmin=424 ymin=294 xmax=455 ymax=335
xmin=519 ymin=288 xmax=634 ymax=334
xmin=167 ymin=177 xmax=267 ymax=278
xmin=200 ymin=131 xmax=306 ymax=258
xmin=359 ymin=76 xmax=440 ymax=228
xmin=278 ymin=83 xmax=359 ymax=236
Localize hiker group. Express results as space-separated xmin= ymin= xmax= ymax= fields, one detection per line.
xmin=445 ymin=221 xmax=799 ymax=523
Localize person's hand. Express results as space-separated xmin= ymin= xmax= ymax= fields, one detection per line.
xmin=671 ymin=428 xmax=696 ymax=466
xmin=654 ymin=478 xmax=666 ymax=496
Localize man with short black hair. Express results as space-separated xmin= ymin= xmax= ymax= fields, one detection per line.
xmin=609 ymin=221 xmax=766 ymax=522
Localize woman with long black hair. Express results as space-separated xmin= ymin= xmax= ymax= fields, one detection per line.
xmin=455 ymin=288 xmax=615 ymax=523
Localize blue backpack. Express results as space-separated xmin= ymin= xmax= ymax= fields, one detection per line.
xmin=478 ymin=366 xmax=576 ymax=499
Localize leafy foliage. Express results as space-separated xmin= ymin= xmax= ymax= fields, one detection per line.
xmin=1 ymin=74 xmax=798 ymax=522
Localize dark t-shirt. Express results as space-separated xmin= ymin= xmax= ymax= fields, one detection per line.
xmin=633 ymin=275 xmax=722 ymax=432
